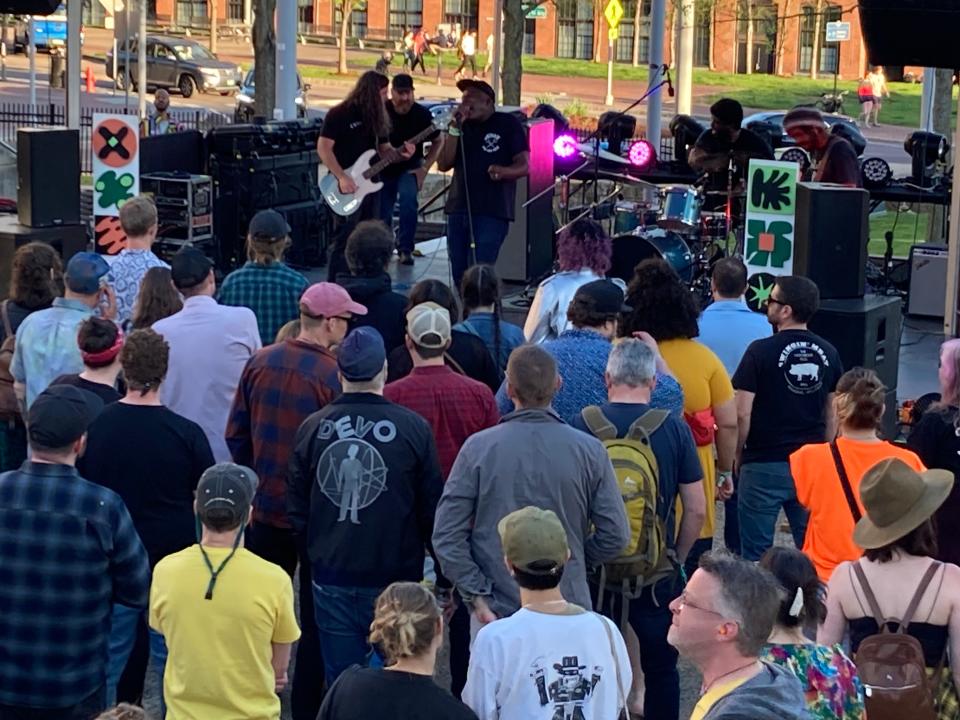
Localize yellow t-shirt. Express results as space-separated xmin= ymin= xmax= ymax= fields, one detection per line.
xmin=690 ymin=675 xmax=751 ymax=720
xmin=660 ymin=339 xmax=735 ymax=538
xmin=149 ymin=545 xmax=301 ymax=720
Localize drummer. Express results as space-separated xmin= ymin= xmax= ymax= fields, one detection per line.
xmin=688 ymin=98 xmax=775 ymax=183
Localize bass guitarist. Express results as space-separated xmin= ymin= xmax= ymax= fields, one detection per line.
xmin=318 ymin=70 xmax=414 ymax=280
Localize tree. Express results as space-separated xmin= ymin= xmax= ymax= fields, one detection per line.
xmin=336 ymin=0 xmax=366 ymax=75
xmin=502 ymin=0 xmax=525 ymax=106
xmin=209 ymin=0 xmax=217 ymax=54
xmin=593 ymin=0 xmax=603 ymax=63
xmin=774 ymin=0 xmax=792 ymax=76
xmin=808 ymin=0 xmax=823 ymax=79
xmin=253 ymin=0 xmax=276 ymax=117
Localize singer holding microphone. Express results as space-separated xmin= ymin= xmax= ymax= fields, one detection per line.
xmin=438 ymin=79 xmax=529 ymax=289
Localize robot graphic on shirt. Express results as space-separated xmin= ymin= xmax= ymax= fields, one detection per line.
xmin=530 ymin=656 xmax=602 ymax=720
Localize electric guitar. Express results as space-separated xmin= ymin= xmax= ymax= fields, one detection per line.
xmin=320 ymin=109 xmax=453 ymax=217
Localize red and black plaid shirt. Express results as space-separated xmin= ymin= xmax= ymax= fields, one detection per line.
xmin=384 ymin=365 xmax=499 ymax=479
xmin=226 ymin=339 xmax=340 ymax=528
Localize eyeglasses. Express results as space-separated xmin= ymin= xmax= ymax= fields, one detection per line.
xmin=676 ymin=591 xmax=724 ymax=616
xmin=331 ymin=315 xmax=352 ymax=322
xmin=764 ymin=297 xmax=787 ymax=308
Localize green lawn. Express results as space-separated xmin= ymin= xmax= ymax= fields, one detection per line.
xmin=867 ymin=209 xmax=932 ymax=258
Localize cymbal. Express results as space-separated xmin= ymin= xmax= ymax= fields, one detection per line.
xmin=703 ymin=189 xmax=747 ymax=197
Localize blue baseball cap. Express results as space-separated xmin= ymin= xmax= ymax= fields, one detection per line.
xmin=337 ymin=326 xmax=386 ymax=382
xmin=64 ymin=252 xmax=110 ymax=295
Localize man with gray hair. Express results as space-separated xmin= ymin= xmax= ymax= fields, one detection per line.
xmin=667 ymin=551 xmax=807 ymax=720
xmin=571 ymin=338 xmax=704 ymax=720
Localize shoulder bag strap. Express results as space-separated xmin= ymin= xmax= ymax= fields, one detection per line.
xmin=829 ymin=441 xmax=862 ymax=523
xmin=444 ymin=351 xmax=466 ymax=376
xmin=581 ymin=406 xmax=617 ymax=441
xmin=1 ymin=300 xmax=12 ymax=340
xmin=899 ymin=561 xmax=941 ymax=632
xmin=852 ymin=561 xmax=890 ymax=627
xmin=459 ymin=319 xmax=482 ymax=338
xmin=627 ymin=408 xmax=670 ymax=442
xmin=595 ymin=613 xmax=628 ymax=720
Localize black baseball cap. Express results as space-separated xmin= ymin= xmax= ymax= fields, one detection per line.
xmin=170 ymin=246 xmax=214 ymax=290
xmin=573 ymin=279 xmax=632 ymax=315
xmin=196 ymin=462 xmax=258 ymax=528
xmin=392 ymin=73 xmax=415 ymax=91
xmin=457 ymin=78 xmax=495 ymax=103
xmin=28 ymin=384 xmax=104 ymax=448
xmin=247 ymin=209 xmax=291 ymax=240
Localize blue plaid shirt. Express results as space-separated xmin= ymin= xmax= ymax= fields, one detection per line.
xmin=0 ymin=462 xmax=150 ymax=708
xmin=495 ymin=329 xmax=685 ymax=423
xmin=218 ymin=262 xmax=309 ymax=346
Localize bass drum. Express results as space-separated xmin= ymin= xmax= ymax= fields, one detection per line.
xmin=609 ymin=228 xmax=695 ymax=285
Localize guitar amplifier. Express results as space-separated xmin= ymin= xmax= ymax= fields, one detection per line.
xmin=907 ymin=243 xmax=948 ymax=318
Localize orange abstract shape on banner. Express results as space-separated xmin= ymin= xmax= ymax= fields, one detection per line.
xmin=95 ymin=215 xmax=127 ymax=254
xmin=92 ymin=118 xmax=138 ymax=169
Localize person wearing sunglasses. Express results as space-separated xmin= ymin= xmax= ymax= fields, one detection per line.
xmin=731 ymin=276 xmax=844 ymax=561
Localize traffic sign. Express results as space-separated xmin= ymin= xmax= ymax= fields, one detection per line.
xmin=608 ymin=27 xmax=619 ymax=41
xmin=604 ymin=0 xmax=624 ymax=29
xmin=825 ymin=21 xmax=851 ymax=42
xmin=525 ymin=4 xmax=547 ymax=19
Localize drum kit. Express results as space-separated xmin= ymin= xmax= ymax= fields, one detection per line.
xmin=607 ymin=183 xmax=743 ymax=305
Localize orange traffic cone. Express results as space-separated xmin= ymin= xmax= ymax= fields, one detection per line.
xmin=85 ymin=66 xmax=95 ymax=93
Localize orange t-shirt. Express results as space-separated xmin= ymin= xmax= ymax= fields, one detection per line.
xmin=791 ymin=437 xmax=925 ymax=582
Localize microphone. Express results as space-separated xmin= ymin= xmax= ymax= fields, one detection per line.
xmin=663 ymin=64 xmax=675 ymax=97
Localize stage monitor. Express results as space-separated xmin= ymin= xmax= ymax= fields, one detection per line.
xmin=859 ymin=0 xmax=960 ymax=69
xmin=0 ymin=0 xmax=59 ymax=13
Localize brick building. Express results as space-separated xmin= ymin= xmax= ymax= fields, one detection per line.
xmin=147 ymin=0 xmax=875 ymax=81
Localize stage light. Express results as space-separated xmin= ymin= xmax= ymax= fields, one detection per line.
xmin=780 ymin=147 xmax=810 ymax=170
xmin=554 ymin=134 xmax=578 ymax=159
xmin=627 ymin=140 xmax=655 ymax=169
xmin=905 ymin=131 xmax=949 ymax=187
xmin=861 ymin=156 xmax=892 ymax=189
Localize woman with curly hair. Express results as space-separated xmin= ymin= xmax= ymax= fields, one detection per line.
xmin=621 ymin=258 xmax=737 ymax=573
xmin=0 ymin=242 xmax=63 ymax=470
xmin=316 ymin=582 xmax=477 ymax=720
xmin=524 ymin=219 xmax=623 ymax=343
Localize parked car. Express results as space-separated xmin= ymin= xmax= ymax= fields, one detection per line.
xmin=234 ymin=68 xmax=309 ymax=122
xmin=744 ymin=110 xmax=867 ymax=157
xmin=105 ymin=35 xmax=242 ymax=98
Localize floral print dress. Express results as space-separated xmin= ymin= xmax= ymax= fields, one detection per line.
xmin=761 ymin=642 xmax=866 ymax=720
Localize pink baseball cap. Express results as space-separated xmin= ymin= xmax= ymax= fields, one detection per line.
xmin=300 ymin=283 xmax=368 ymax=318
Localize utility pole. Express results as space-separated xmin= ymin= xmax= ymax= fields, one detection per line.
xmin=66 ymin=0 xmax=82 ymax=128
xmin=491 ymin=0 xmax=502 ymax=100
xmin=210 ymin=0 xmax=217 ymax=54
xmin=275 ymin=0 xmax=297 ymax=119
xmin=647 ymin=0 xmax=666 ymax=147
xmin=138 ymin=0 xmax=146 ymax=120
xmin=676 ymin=0 xmax=694 ymax=115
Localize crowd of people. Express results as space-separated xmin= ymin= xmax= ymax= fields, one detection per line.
xmin=0 ymin=202 xmax=959 ymax=720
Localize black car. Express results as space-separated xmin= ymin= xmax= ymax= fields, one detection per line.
xmin=743 ymin=110 xmax=868 ymax=157
xmin=234 ymin=69 xmax=309 ymax=122
xmin=106 ymin=35 xmax=242 ymax=98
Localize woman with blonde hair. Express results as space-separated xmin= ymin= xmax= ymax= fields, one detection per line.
xmin=317 ymin=582 xmax=478 ymax=720
xmin=792 ymin=367 xmax=925 ymax=581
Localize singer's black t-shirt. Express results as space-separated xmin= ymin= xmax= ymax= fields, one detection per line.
xmin=444 ymin=111 xmax=528 ymax=221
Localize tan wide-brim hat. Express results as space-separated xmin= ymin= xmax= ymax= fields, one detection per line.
xmin=853 ymin=457 xmax=955 ymax=549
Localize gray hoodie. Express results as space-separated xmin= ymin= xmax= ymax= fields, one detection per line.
xmin=432 ymin=407 xmax=630 ymax=618
xmin=704 ymin=662 xmax=811 ymax=720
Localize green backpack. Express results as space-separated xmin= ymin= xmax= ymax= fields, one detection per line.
xmin=582 ymin=406 xmax=673 ymax=617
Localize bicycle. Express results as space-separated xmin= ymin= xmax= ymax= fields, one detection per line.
xmin=817 ymin=89 xmax=848 ymax=115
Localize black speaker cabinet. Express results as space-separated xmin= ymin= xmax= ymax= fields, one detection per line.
xmin=17 ymin=128 xmax=80 ymax=228
xmin=859 ymin=0 xmax=960 ymax=70
xmin=808 ymin=294 xmax=902 ymax=391
xmin=0 ymin=215 xmax=86 ymax=298
xmin=793 ymin=182 xmax=868 ymax=300
xmin=496 ymin=118 xmax=555 ymax=283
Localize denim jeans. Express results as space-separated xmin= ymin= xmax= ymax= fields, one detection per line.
xmin=592 ymin=572 xmax=683 ymax=720
xmin=312 ymin=582 xmax=384 ymax=686
xmin=738 ymin=461 xmax=809 ymax=561
xmin=446 ymin=213 xmax=509 ymax=289
xmin=379 ymin=171 xmax=419 ymax=255
xmin=106 ymin=604 xmax=141 ymax=706
xmin=0 ymin=686 xmax=106 ymax=720
xmin=326 ymin=193 xmax=378 ymax=281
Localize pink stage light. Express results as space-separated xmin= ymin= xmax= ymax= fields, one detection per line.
xmin=628 ymin=140 xmax=655 ymax=168
xmin=553 ymin=134 xmax=578 ymax=159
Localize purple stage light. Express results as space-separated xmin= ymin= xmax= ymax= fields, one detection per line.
xmin=553 ymin=134 xmax=578 ymax=159
xmin=628 ymin=140 xmax=655 ymax=168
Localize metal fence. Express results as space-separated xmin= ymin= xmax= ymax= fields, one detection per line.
xmin=0 ymin=102 xmax=231 ymax=173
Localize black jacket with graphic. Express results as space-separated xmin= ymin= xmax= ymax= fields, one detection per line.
xmin=288 ymin=392 xmax=442 ymax=587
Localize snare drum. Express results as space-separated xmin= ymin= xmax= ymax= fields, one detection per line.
xmin=609 ymin=228 xmax=694 ymax=284
xmin=657 ymin=186 xmax=702 ymax=232
xmin=613 ymin=201 xmax=658 ymax=235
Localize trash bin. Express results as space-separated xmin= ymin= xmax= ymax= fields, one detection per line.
xmin=49 ymin=49 xmax=63 ymax=89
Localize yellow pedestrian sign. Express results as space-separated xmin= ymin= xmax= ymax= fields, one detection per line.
xmin=604 ymin=0 xmax=624 ymax=28
xmin=608 ymin=27 xmax=619 ymax=41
